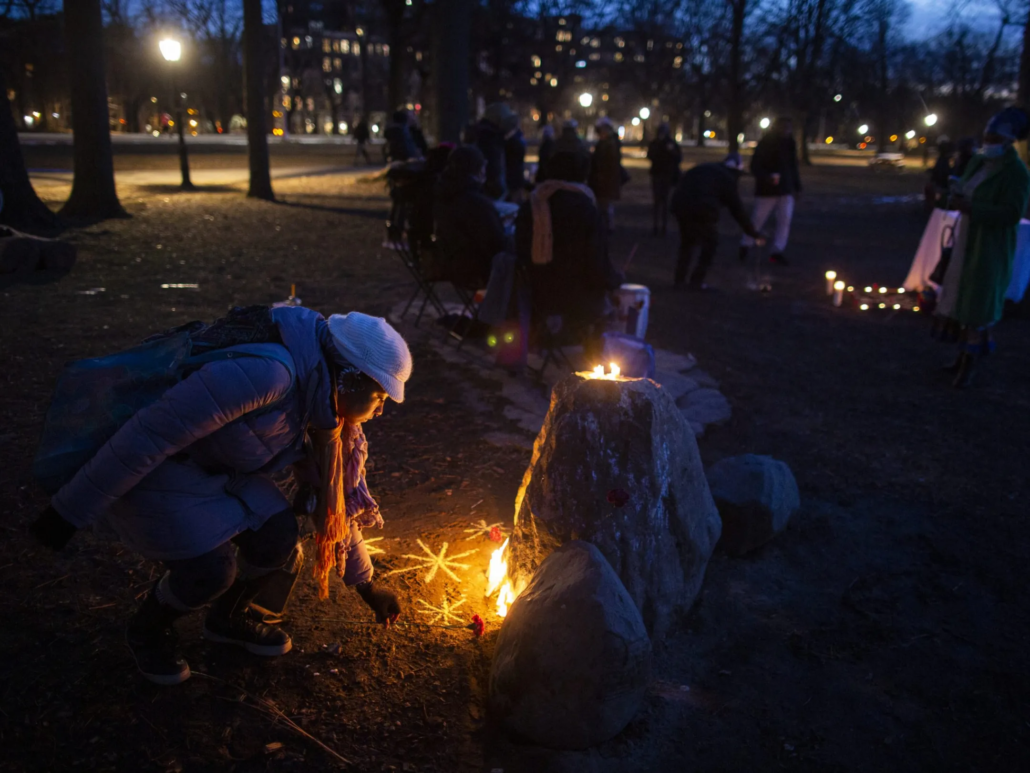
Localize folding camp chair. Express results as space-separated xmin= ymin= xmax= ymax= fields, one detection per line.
xmin=387 ymin=221 xmax=446 ymax=325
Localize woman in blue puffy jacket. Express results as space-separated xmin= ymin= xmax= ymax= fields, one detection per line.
xmin=31 ymin=307 xmax=413 ymax=685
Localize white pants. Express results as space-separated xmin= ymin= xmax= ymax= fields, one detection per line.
xmin=741 ymin=194 xmax=795 ymax=253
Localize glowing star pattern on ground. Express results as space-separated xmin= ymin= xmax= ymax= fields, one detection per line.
xmin=415 ymin=596 xmax=467 ymax=625
xmin=364 ymin=537 xmax=385 ymax=556
xmin=463 ymin=520 xmax=508 ymax=541
xmin=385 ymin=540 xmax=477 ymax=584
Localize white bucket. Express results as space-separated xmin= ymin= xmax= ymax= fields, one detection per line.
xmin=614 ymin=284 xmax=650 ymax=340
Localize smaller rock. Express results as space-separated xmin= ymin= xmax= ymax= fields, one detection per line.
xmin=652 ymin=371 xmax=700 ymax=401
xmin=654 ymin=348 xmax=697 ymax=374
xmin=707 ymin=454 xmax=800 ymax=555
xmin=679 ymin=389 xmax=732 ymax=427
xmin=490 ymin=541 xmax=652 ymax=750
xmin=691 ymin=369 xmax=720 ymax=389
xmin=503 ymin=405 xmax=545 ymax=434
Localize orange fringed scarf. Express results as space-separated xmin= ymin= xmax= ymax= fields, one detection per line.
xmin=311 ymin=418 xmax=349 ymax=599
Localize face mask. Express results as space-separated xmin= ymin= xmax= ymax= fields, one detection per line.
xmin=981 ymin=144 xmax=1006 ymax=159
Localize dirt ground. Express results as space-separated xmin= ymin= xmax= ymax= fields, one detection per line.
xmin=1 ymin=149 xmax=1029 ymax=772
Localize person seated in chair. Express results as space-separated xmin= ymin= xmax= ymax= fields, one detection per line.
xmin=433 ymin=145 xmax=507 ymax=290
xmin=515 ymin=147 xmax=624 ymax=356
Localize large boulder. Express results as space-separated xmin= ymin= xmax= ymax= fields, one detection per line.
xmin=707 ymin=454 xmax=800 ymax=556
xmin=508 ymin=374 xmax=721 ymax=639
xmin=490 ymin=541 xmax=651 ymax=750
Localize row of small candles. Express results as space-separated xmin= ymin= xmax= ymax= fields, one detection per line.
xmin=824 ymin=271 xmax=920 ymax=312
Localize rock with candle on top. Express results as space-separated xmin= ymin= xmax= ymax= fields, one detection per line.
xmin=489 ymin=541 xmax=651 ymax=750
xmin=706 ymin=454 xmax=800 ymax=556
xmin=503 ymin=371 xmax=721 ymax=639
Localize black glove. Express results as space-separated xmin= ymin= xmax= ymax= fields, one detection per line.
xmin=355 ymin=581 xmax=401 ymax=627
xmin=31 ymin=506 xmax=77 ymax=551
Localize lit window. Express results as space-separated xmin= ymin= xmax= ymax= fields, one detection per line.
xmin=306 ymin=97 xmax=315 ymax=111
xmin=531 ymin=55 xmax=541 ymax=67
xmin=634 ymin=54 xmax=645 ymax=63
xmin=354 ymin=42 xmax=360 ymax=55
xmin=673 ymin=57 xmax=683 ymax=68
xmin=535 ymin=71 xmax=542 ymax=78
xmin=549 ymin=77 xmax=558 ymax=87
xmin=558 ymin=17 xmax=566 ymax=25
xmin=614 ymin=52 xmax=624 ymax=62
xmin=576 ymin=60 xmax=586 ymax=68
xmin=384 ymin=44 xmax=390 ymax=56
xmin=323 ymin=57 xmax=332 ymax=72
xmin=283 ymin=95 xmax=292 ymax=110
xmin=323 ymin=39 xmax=331 ymax=53
xmin=415 ymin=51 xmax=421 ymax=61
xmin=334 ymin=78 xmax=343 ymax=94
xmin=530 ymin=78 xmax=538 ymax=85
xmin=342 ymin=40 xmax=350 ymax=54
xmin=615 ymin=37 xmax=625 ymax=48
xmin=281 ymin=37 xmax=287 ymax=48
xmin=334 ymin=57 xmax=342 ymax=70
xmin=292 ymin=37 xmax=300 ymax=49
xmin=332 ymin=40 xmax=340 ymax=53
xmin=591 ymin=38 xmax=600 ymax=48
xmin=556 ymin=45 xmax=562 ymax=52
xmin=305 ymin=35 xmax=313 ymax=47
xmin=647 ymin=39 xmax=653 ymax=51
xmin=589 ymin=53 xmax=600 ymax=61
xmin=581 ymin=37 xmax=590 ymax=45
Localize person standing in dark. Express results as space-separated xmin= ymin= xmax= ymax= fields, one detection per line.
xmin=384 ymin=109 xmax=421 ymax=163
xmin=589 ymin=117 xmax=624 ymax=233
xmin=928 ymin=139 xmax=956 ymax=209
xmin=535 ymin=125 xmax=556 ymax=184
xmin=739 ymin=116 xmax=801 ymax=265
xmin=433 ymin=146 xmax=507 ymax=289
xmin=409 ymin=112 xmax=429 ymax=157
xmin=955 ymin=137 xmax=977 ymax=177
xmin=647 ymin=123 xmax=682 ymax=236
xmin=352 ymin=117 xmax=372 ymax=166
xmin=671 ymin=153 xmax=764 ymax=291
xmin=505 ymin=124 xmax=528 ymax=203
xmin=476 ymin=103 xmax=519 ymax=200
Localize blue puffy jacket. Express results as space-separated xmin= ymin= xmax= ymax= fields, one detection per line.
xmin=51 ymin=307 xmax=340 ymax=561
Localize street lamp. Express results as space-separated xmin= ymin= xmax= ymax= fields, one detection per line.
xmin=579 ymin=92 xmax=593 ymax=108
xmin=160 ymin=37 xmax=193 ymax=189
xmin=858 ymin=124 xmax=869 ymax=134
xmin=924 ymin=113 xmax=938 ymax=127
xmin=759 ymin=117 xmax=771 ymax=129
xmin=639 ymin=107 xmax=650 ymax=120
xmin=833 ymin=93 xmax=842 ymax=102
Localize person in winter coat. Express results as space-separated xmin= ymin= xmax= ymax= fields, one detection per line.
xmin=31 ymin=307 xmax=411 ymax=685
xmin=535 ymin=125 xmax=556 ymax=184
xmin=434 ymin=145 xmax=507 ymax=288
xmin=933 ymin=106 xmax=1030 ymax=387
xmin=384 ymin=109 xmax=421 ymax=163
xmin=476 ymin=102 xmax=520 ymax=200
xmin=670 ymin=153 xmax=765 ymax=290
xmin=589 ymin=117 xmax=624 ymax=233
xmin=740 ymin=116 xmax=801 ymax=265
xmin=927 ymin=139 xmax=956 ymax=210
xmin=647 ymin=123 xmax=682 ymax=236
xmin=353 ymin=117 xmax=372 ymax=165
xmin=516 ymin=148 xmax=624 ymax=354
xmin=505 ymin=126 xmax=528 ymax=203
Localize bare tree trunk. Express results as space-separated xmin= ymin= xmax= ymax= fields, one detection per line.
xmin=431 ymin=0 xmax=471 ymax=143
xmin=727 ymin=0 xmax=746 ymax=154
xmin=385 ymin=11 xmax=405 ymax=111
xmin=0 ymin=70 xmax=57 ymax=231
xmin=60 ymin=0 xmax=127 ymax=220
xmin=243 ymin=0 xmax=274 ymax=200
xmin=1018 ymin=11 xmax=1030 ymax=163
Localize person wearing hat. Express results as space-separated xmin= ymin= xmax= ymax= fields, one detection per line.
xmin=477 ymin=102 xmax=521 ymax=200
xmin=30 ymin=305 xmax=412 ymax=685
xmin=669 ymin=153 xmax=765 ymax=291
xmin=933 ymin=106 xmax=1030 ymax=387
xmin=589 ymin=117 xmax=625 ymax=233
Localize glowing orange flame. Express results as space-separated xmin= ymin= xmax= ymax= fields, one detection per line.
xmin=487 ymin=538 xmax=515 ymax=617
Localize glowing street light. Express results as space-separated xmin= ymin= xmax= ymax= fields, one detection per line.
xmin=631 ymin=117 xmax=641 ymax=126
xmin=834 ymin=93 xmax=842 ymax=102
xmin=905 ymin=130 xmax=916 ymax=139
xmin=858 ymin=124 xmax=869 ymax=134
xmin=159 ymin=38 xmax=182 ymax=62
xmin=759 ymin=117 xmax=771 ymax=129
xmin=924 ymin=113 xmax=938 ymax=127
xmin=639 ymin=107 xmax=650 ymax=120
xmin=578 ymin=92 xmax=593 ymax=108
xmin=159 ymin=37 xmax=193 ymax=189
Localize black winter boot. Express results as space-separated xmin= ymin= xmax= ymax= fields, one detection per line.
xmin=203 ymin=575 xmax=292 ymax=656
xmin=126 ymin=592 xmax=190 ymax=686
xmin=952 ymin=352 xmax=978 ymax=389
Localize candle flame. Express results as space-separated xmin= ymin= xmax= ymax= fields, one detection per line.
xmin=585 ymin=363 xmax=622 ymax=380
xmin=609 ymin=362 xmax=620 ymax=378
xmin=825 ymin=270 xmax=837 ymax=280
xmin=487 ymin=538 xmax=515 ymax=617
xmin=833 ymin=280 xmax=845 ymax=290
xmin=593 ymin=365 xmax=605 ymax=378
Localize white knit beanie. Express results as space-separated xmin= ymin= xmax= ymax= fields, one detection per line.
xmin=327 ymin=313 xmax=412 ymax=403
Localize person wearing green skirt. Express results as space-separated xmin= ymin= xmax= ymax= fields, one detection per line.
xmin=935 ymin=107 xmax=1030 ymax=387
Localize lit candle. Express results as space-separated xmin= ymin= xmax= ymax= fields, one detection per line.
xmin=825 ymin=270 xmax=837 ymax=295
xmin=847 ymin=286 xmax=854 ymax=292
xmin=864 ymin=286 xmax=872 ymax=293
xmin=897 ymin=288 xmax=906 ymax=294
xmin=893 ymin=304 xmax=900 ymax=310
xmin=878 ymin=302 xmax=886 ymax=309
xmin=609 ymin=362 xmax=621 ymax=379
xmin=878 ymin=287 xmax=887 ymax=295
xmin=593 ymin=365 xmax=605 ymax=378
xmin=833 ymin=280 xmax=845 ymax=307
xmin=859 ymin=303 xmax=869 ymax=311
